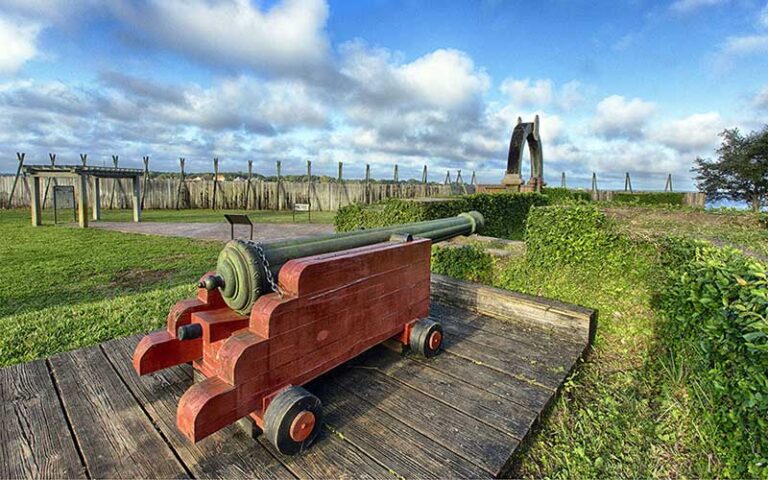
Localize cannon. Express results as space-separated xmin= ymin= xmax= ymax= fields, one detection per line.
xmin=133 ymin=211 xmax=484 ymax=455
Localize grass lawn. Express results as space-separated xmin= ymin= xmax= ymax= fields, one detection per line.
xmin=606 ymin=206 xmax=768 ymax=259
xmin=0 ymin=209 xmax=221 ymax=366
xmin=27 ymin=207 xmax=336 ymax=225
xmin=496 ymin=253 xmax=698 ymax=477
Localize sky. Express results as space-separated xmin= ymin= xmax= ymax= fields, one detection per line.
xmin=0 ymin=0 xmax=766 ymax=190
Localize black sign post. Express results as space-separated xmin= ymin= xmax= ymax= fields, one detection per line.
xmin=53 ymin=185 xmax=76 ymax=224
xmin=224 ymin=214 xmax=253 ymax=240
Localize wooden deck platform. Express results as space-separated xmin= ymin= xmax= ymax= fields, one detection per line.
xmin=1 ymin=275 xmax=595 ymax=479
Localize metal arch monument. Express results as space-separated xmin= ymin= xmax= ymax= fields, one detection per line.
xmin=502 ymin=115 xmax=544 ymax=192
xmin=478 ymin=115 xmax=545 ymax=193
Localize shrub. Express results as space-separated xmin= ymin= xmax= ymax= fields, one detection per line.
xmin=334 ymin=193 xmax=548 ymax=240
xmin=525 ymin=204 xmax=618 ymax=268
xmin=430 ymin=245 xmax=494 ymax=283
xmin=334 ymin=198 xmax=469 ymax=232
xmin=658 ymin=237 xmax=768 ymax=476
xmin=758 ymin=212 xmax=768 ymax=229
xmin=542 ymin=187 xmax=592 ymax=205
xmin=611 ymin=192 xmax=685 ymax=206
xmin=465 ymin=192 xmax=548 ymax=239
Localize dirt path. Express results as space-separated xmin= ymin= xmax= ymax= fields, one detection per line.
xmin=91 ymin=221 xmax=335 ymax=242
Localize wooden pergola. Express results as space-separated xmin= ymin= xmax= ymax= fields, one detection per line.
xmin=23 ymin=165 xmax=144 ymax=228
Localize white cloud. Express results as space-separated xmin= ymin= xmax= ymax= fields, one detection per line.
xmin=719 ymin=34 xmax=768 ymax=57
xmin=114 ymin=0 xmax=331 ymax=75
xmin=670 ymin=0 xmax=726 ymax=14
xmin=0 ymin=15 xmax=41 ymax=74
xmin=648 ymin=112 xmax=723 ymax=152
xmin=398 ymin=49 xmax=490 ymax=111
xmin=754 ymin=84 xmax=768 ymax=110
xmin=499 ymin=77 xmax=584 ymax=111
xmin=340 ymin=42 xmax=489 ymax=112
xmin=592 ymin=95 xmax=657 ymax=138
xmin=500 ymin=78 xmax=553 ymax=107
xmin=760 ymin=2 xmax=768 ymax=28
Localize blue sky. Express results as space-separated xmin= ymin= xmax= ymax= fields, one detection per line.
xmin=0 ymin=0 xmax=766 ymax=190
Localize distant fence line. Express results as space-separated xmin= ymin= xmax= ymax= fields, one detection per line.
xmin=0 ymin=175 xmax=473 ymax=210
xmin=590 ymin=190 xmax=706 ymax=207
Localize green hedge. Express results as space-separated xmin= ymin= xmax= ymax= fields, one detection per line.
xmin=658 ymin=238 xmax=768 ymax=476
xmin=541 ymin=187 xmax=592 ymax=205
xmin=431 ymin=245 xmax=494 ymax=283
xmin=525 ymin=204 xmax=619 ymax=268
xmin=611 ymin=192 xmax=685 ymax=205
xmin=334 ymin=193 xmax=548 ymax=240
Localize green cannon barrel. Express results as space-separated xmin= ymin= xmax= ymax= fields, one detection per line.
xmin=209 ymin=211 xmax=484 ymax=314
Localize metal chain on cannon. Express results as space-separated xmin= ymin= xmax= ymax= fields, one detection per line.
xmin=247 ymin=240 xmax=284 ymax=298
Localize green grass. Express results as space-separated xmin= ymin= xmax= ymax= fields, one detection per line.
xmin=605 ymin=206 xmax=768 ymax=259
xmin=27 ymin=207 xmax=335 ymax=224
xmin=0 ymin=207 xmax=332 ymax=366
xmin=0 ymin=209 xmax=223 ymax=366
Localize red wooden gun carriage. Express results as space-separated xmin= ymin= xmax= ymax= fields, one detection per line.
xmin=133 ymin=212 xmax=484 ymax=454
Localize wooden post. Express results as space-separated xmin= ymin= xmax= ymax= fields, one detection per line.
xmin=212 ymin=157 xmax=219 ymax=210
xmin=561 ymin=172 xmax=566 ymax=188
xmin=7 ymin=152 xmax=25 ymax=209
xmin=276 ymin=160 xmax=282 ymax=211
xmin=30 ymin=175 xmax=41 ymax=226
xmin=664 ymin=174 xmax=673 ymax=192
xmin=393 ymin=164 xmax=399 ymax=182
xmin=109 ymin=155 xmax=119 ymax=209
xmin=444 ymin=170 xmax=451 ymax=185
xmin=92 ymin=177 xmax=101 ymax=221
xmin=245 ymin=160 xmax=253 ymax=210
xmin=132 ymin=175 xmax=141 ymax=222
xmin=591 ymin=172 xmax=598 ymax=194
xmin=456 ymin=170 xmax=463 ymax=185
xmin=42 ymin=153 xmax=57 ymax=208
xmin=141 ymin=156 xmax=149 ymax=209
xmin=365 ymin=164 xmax=371 ymax=204
xmin=176 ymin=158 xmax=186 ymax=210
xmin=306 ymin=160 xmax=312 ymax=217
xmin=80 ymin=153 xmax=87 ymax=166
xmin=470 ymin=171 xmax=477 ymax=186
xmin=77 ymin=173 xmax=88 ymax=228
xmin=624 ymin=172 xmax=633 ymax=193
xmin=422 ymin=165 xmax=428 ymax=184
xmin=337 ymin=161 xmax=343 ymax=210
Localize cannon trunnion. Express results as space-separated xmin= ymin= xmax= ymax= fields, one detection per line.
xmin=133 ymin=212 xmax=483 ymax=455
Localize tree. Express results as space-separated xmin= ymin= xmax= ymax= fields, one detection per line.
xmin=693 ymin=126 xmax=768 ymax=212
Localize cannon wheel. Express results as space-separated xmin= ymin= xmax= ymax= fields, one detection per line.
xmin=264 ymin=386 xmax=322 ymax=455
xmin=410 ymin=319 xmax=443 ymax=358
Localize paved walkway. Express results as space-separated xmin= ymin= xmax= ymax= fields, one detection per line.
xmin=91 ymin=221 xmax=335 ymax=242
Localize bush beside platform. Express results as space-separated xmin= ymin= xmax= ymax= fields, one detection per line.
xmin=658 ymin=238 xmax=768 ymax=476
xmin=334 ymin=192 xmax=549 ymax=240
xmin=432 ymin=203 xmax=768 ymax=476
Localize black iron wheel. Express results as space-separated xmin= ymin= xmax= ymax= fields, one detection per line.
xmin=409 ymin=319 xmax=443 ymax=358
xmin=264 ymin=386 xmax=322 ymax=455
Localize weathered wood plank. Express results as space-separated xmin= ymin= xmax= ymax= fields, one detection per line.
xmin=0 ymin=360 xmax=85 ymax=479
xmin=309 ymin=374 xmax=489 ymax=479
xmin=256 ymin=430 xmax=390 ymax=480
xmin=436 ymin=310 xmax=582 ymax=377
xmin=440 ymin=331 xmax=565 ymax=390
xmin=353 ymin=347 xmax=538 ymax=439
xmin=333 ymin=366 xmax=517 ymax=476
xmin=430 ymin=274 xmax=596 ymax=343
xmin=49 ymin=347 xmax=187 ymax=479
xmin=432 ymin=302 xmax=585 ymax=354
xmin=103 ymin=336 xmax=294 ymax=479
xmin=411 ymin=350 xmax=554 ymax=412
